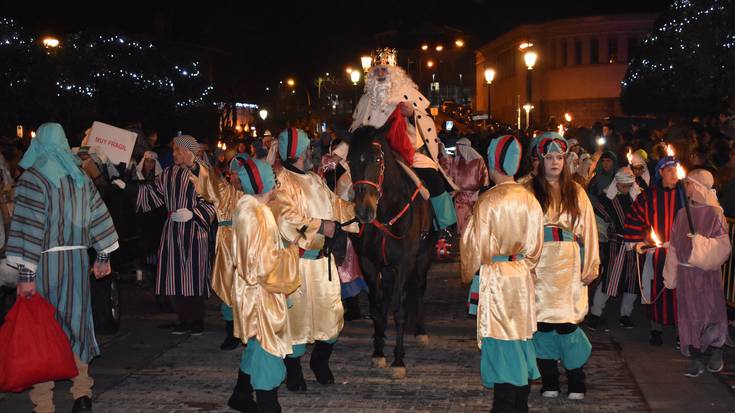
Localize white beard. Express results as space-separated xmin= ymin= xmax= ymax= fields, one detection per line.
xmin=367 ymin=76 xmax=391 ymax=114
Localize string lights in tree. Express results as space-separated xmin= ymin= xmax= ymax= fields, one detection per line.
xmin=621 ymin=0 xmax=735 ymax=116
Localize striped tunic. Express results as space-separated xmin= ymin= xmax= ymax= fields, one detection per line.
xmin=624 ymin=184 xmax=684 ymax=325
xmin=136 ymin=165 xmax=215 ymax=297
xmin=7 ymin=169 xmax=119 ymax=363
xmin=595 ymin=194 xmax=638 ymax=296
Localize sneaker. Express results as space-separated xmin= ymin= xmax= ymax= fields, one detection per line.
xmin=675 ymin=336 xmax=680 ymax=350
xmin=568 ymin=392 xmax=585 ymax=400
xmin=541 ymin=390 xmax=559 ymax=398
xmin=189 ymin=321 xmax=204 ymax=336
xmin=171 ymin=323 xmax=190 ymax=335
xmin=649 ymin=330 xmax=663 ymax=346
xmin=618 ymin=316 xmax=634 ymax=329
xmin=684 ymin=357 xmax=705 ymax=377
xmin=586 ymin=314 xmax=602 ymax=331
xmin=707 ymin=349 xmax=724 ymax=373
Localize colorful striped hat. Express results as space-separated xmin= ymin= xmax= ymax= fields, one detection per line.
xmin=229 ymin=153 xmax=248 ymax=172
xmin=537 ymin=132 xmax=568 ymax=156
xmin=278 ymin=127 xmax=310 ymax=163
xmin=487 ymin=135 xmax=522 ymax=176
xmin=237 ymin=155 xmax=276 ymax=195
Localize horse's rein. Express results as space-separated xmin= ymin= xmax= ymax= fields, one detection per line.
xmin=351 ymin=142 xmax=385 ymax=201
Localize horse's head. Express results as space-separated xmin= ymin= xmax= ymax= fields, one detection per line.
xmin=347 ymin=126 xmax=388 ymax=224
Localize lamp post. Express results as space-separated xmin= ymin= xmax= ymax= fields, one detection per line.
xmin=523 ymin=49 xmax=537 ymax=128
xmin=484 ymin=68 xmax=496 ymax=118
xmin=361 ymin=56 xmax=372 ymax=72
xmin=523 ymin=104 xmax=534 ymax=130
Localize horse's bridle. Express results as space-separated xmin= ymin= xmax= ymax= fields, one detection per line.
xmin=351 ymin=141 xmax=385 ymax=201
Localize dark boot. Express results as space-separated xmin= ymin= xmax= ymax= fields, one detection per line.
xmin=284 ymin=356 xmax=307 ymax=391
xmin=343 ymin=296 xmax=362 ymax=321
xmin=220 ymin=320 xmax=240 ymax=351
xmin=71 ymin=396 xmax=92 ymax=413
xmin=537 ymin=358 xmax=560 ymax=398
xmin=515 ymin=384 xmax=530 ymax=413
xmin=309 ymin=341 xmax=335 ymax=385
xmin=227 ymin=369 xmax=257 ymax=413
xmin=490 ymin=383 xmax=516 ymax=413
xmin=566 ymin=367 xmax=586 ymax=399
xmin=255 ymin=388 xmax=282 ymax=413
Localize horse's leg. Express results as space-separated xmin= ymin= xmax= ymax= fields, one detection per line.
xmin=391 ymin=260 xmax=414 ymax=379
xmin=361 ymin=257 xmax=387 ymax=368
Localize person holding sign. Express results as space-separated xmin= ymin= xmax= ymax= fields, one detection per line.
xmin=135 ymin=135 xmax=216 ymax=335
xmin=9 ymin=123 xmax=119 ymax=413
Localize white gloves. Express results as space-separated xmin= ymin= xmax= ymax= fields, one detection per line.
xmin=170 ymin=208 xmax=193 ymax=222
xmin=111 ymin=179 xmax=126 ymax=189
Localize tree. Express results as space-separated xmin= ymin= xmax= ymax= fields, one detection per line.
xmin=0 ymin=18 xmax=217 ymax=140
xmin=621 ymin=0 xmax=735 ymax=117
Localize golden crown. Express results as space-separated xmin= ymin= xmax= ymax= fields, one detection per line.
xmin=372 ymin=48 xmax=397 ymax=67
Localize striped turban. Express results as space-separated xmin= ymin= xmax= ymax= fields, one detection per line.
xmin=173 ymin=135 xmax=200 ymax=154
xmin=237 ymin=155 xmax=276 ymax=195
xmin=278 ymin=128 xmax=309 ymax=163
xmin=487 ymin=135 xmax=522 ymax=176
xmin=537 ymin=132 xmax=568 ymax=156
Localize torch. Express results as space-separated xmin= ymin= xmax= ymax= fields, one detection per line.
xmin=640 ymin=227 xmax=664 ymax=252
xmin=557 ymin=124 xmax=565 ymax=137
xmin=626 ymin=149 xmax=633 ymax=165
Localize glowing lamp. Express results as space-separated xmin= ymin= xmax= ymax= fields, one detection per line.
xmin=564 ymin=112 xmax=573 ymax=123
xmin=524 ymin=50 xmax=538 ymax=70
xmin=42 ymin=37 xmax=60 ymax=48
xmin=484 ymin=68 xmax=495 ymax=84
xmin=259 ymin=109 xmax=268 ymax=120
xmin=361 ymin=56 xmax=372 ymax=72
xmin=350 ymin=70 xmax=361 ymax=85
xmin=455 ymin=39 xmax=464 ymax=47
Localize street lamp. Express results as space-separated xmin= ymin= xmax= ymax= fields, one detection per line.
xmin=484 ymin=68 xmax=496 ymax=118
xmin=564 ymin=112 xmax=573 ymax=123
xmin=259 ymin=109 xmax=268 ymax=121
xmin=426 ymin=60 xmax=434 ymax=68
xmin=345 ymin=67 xmax=353 ymax=74
xmin=361 ymin=56 xmax=372 ymax=72
xmin=455 ymin=39 xmax=465 ymax=47
xmin=435 ymin=45 xmax=444 ymax=51
xmin=42 ymin=36 xmax=60 ymax=48
xmin=286 ymin=78 xmax=295 ymax=87
xmin=350 ymin=70 xmax=361 ymax=85
xmin=523 ymin=49 xmax=538 ymax=126
xmin=421 ymin=44 xmax=428 ymax=51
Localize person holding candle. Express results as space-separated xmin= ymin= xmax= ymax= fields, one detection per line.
xmin=624 ymin=155 xmax=685 ymax=346
xmin=663 ymin=169 xmax=731 ymax=377
xmin=588 ymin=167 xmax=641 ymax=330
xmin=525 ymin=132 xmax=600 ymax=401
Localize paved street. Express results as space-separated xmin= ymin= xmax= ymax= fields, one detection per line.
xmin=2 ymin=262 xmax=733 ymax=412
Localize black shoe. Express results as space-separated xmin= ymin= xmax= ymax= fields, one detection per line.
xmin=228 ymin=370 xmax=257 ymax=413
xmin=310 ymin=341 xmax=335 ymax=385
xmin=675 ymin=336 xmax=680 ymax=350
xmin=221 ymin=321 xmax=240 ymax=350
xmin=171 ymin=323 xmax=190 ymax=335
xmin=71 ymin=396 xmax=92 ymax=413
xmin=619 ymin=316 xmax=634 ymax=329
xmin=189 ymin=321 xmax=204 ymax=336
xmin=586 ymin=314 xmax=602 ymax=331
xmin=255 ymin=388 xmax=282 ymax=413
xmin=284 ymin=357 xmax=307 ymax=391
xmin=649 ymin=330 xmax=663 ymax=346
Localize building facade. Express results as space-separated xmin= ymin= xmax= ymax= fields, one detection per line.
xmin=475 ymin=14 xmax=657 ymax=128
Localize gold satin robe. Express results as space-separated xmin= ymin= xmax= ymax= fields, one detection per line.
xmin=270 ymin=168 xmax=358 ymax=344
xmin=460 ymin=182 xmax=544 ymax=347
xmin=524 ymin=181 xmax=600 ymax=324
xmin=190 ymin=162 xmax=238 ymax=306
xmin=231 ymin=195 xmax=301 ymax=357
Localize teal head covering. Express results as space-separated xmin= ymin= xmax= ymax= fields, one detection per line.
xmin=20 ymin=122 xmax=86 ymax=187
xmin=487 ymin=135 xmax=522 ymax=176
xmin=237 ymin=156 xmax=276 ymax=195
xmin=229 ymin=153 xmax=248 ymax=173
xmin=278 ymin=128 xmax=310 ymax=163
xmin=537 ymin=132 xmax=568 ymax=157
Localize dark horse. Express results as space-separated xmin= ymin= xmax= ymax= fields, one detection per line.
xmin=346 ymin=124 xmax=436 ymax=378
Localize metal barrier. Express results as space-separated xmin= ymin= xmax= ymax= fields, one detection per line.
xmin=723 ymin=217 xmax=735 ymax=308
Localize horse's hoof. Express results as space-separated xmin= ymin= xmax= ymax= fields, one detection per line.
xmin=372 ymin=357 xmax=388 ymax=368
xmin=391 ymin=366 xmax=407 ymax=379
xmin=416 ymin=334 xmax=430 ymax=346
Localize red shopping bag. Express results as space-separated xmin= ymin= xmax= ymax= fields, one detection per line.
xmin=0 ymin=293 xmax=78 ymax=392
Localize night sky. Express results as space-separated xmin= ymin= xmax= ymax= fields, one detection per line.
xmin=6 ymin=0 xmax=670 ymax=102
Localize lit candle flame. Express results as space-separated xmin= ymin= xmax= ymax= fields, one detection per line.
xmin=665 ymin=144 xmax=674 ymax=157
xmin=217 ymin=141 xmax=222 ymax=149
xmin=676 ymin=164 xmax=686 ymax=180
xmin=222 ymin=143 xmax=227 ymax=150
xmin=557 ymin=124 xmax=565 ymax=137
xmin=626 ymin=149 xmax=633 ymax=165
xmin=650 ymin=228 xmax=663 ymax=248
